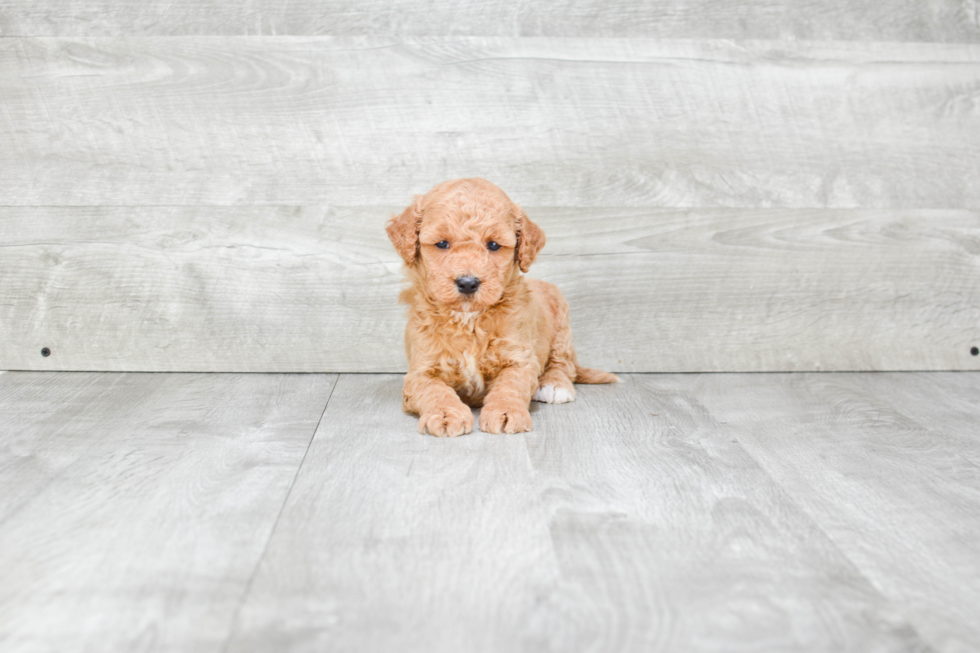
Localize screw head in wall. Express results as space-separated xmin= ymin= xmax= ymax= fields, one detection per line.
xmin=41 ymin=347 xmax=51 ymax=357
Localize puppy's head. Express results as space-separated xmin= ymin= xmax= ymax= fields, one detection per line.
xmin=387 ymin=178 xmax=545 ymax=311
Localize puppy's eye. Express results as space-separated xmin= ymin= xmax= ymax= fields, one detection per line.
xmin=487 ymin=241 xmax=500 ymax=251
xmin=435 ymin=241 xmax=449 ymax=249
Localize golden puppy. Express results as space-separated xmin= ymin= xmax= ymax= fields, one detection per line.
xmin=386 ymin=178 xmax=617 ymax=436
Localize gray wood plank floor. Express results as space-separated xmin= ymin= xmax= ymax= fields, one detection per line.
xmin=1 ymin=371 xmax=978 ymax=651
xmin=0 ymin=372 xmax=337 ymax=653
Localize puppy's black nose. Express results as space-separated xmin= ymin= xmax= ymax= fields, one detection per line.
xmin=455 ymin=276 xmax=481 ymax=295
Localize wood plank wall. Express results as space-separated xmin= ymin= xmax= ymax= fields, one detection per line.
xmin=1 ymin=2 xmax=978 ymax=372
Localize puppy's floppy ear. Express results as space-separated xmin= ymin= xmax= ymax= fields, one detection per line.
xmin=515 ymin=208 xmax=545 ymax=273
xmin=386 ymin=196 xmax=423 ymax=265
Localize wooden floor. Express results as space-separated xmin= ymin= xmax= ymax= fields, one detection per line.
xmin=1 ymin=371 xmax=978 ymax=652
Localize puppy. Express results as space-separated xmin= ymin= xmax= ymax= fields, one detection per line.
xmin=386 ymin=178 xmax=617 ymax=436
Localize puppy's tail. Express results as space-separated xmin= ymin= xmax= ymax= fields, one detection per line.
xmin=575 ymin=365 xmax=619 ymax=384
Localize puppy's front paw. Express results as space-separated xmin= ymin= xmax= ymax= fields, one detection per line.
xmin=479 ymin=403 xmax=533 ymax=434
xmin=419 ymin=405 xmax=473 ymax=438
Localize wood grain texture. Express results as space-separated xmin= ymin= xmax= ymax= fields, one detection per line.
xmin=2 ymin=38 xmax=980 ymax=207
xmin=0 ymin=371 xmax=114 ymax=520
xmin=847 ymin=373 xmax=980 ymax=468
xmin=3 ymin=371 xmax=979 ymax=650
xmin=520 ymin=375 xmax=927 ymax=652
xmin=0 ymin=371 xmax=336 ymax=653
xmin=0 ymin=206 xmax=405 ymax=373
xmin=223 ymin=373 xmax=560 ymax=653
xmin=1 ymin=0 xmax=978 ymax=40
xmin=221 ymin=374 xmax=930 ymax=651
xmin=693 ymin=372 xmax=980 ymax=653
xmin=2 ymin=206 xmax=977 ymax=373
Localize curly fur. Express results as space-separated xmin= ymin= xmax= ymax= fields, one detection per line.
xmin=387 ymin=178 xmax=617 ymax=437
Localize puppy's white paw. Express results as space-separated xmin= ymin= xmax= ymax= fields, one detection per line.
xmin=532 ymin=384 xmax=575 ymax=404
xmin=532 ymin=385 xmax=554 ymax=403
xmin=552 ymin=386 xmax=575 ymax=403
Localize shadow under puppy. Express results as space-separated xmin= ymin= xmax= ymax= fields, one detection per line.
xmin=387 ymin=178 xmax=617 ymax=436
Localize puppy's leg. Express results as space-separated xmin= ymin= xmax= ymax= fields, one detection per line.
xmin=534 ymin=362 xmax=576 ymax=404
xmin=403 ymin=372 xmax=473 ymax=437
xmin=480 ymin=365 xmax=537 ymax=434
xmin=532 ymin=296 xmax=577 ymax=404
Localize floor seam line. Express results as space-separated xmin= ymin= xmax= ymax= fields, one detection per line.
xmin=219 ymin=373 xmax=341 ymax=653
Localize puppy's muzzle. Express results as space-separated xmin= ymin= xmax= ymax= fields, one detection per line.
xmin=455 ymin=276 xmax=481 ymax=295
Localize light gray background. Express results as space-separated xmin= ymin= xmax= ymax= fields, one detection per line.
xmin=1 ymin=2 xmax=978 ymax=372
